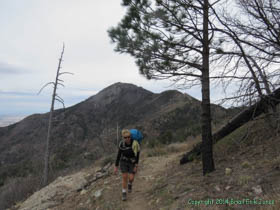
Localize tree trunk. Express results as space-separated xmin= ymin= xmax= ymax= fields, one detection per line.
xmin=43 ymin=45 xmax=65 ymax=186
xmin=200 ymin=0 xmax=215 ymax=175
xmin=180 ymin=86 xmax=280 ymax=165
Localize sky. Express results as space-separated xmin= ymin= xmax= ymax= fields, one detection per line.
xmin=0 ymin=0 xmax=225 ymax=123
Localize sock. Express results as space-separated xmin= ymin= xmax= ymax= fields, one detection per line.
xmin=122 ymin=189 xmax=126 ymax=193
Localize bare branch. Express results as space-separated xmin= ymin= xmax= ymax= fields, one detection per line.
xmin=37 ymin=82 xmax=55 ymax=95
xmin=55 ymin=95 xmax=65 ymax=103
xmin=58 ymin=72 xmax=74 ymax=76
xmin=55 ymin=98 xmax=65 ymax=109
xmin=57 ymin=82 xmax=65 ymax=88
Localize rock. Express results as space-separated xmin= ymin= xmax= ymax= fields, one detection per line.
xmin=94 ymin=189 xmax=103 ymax=198
xmin=252 ymin=185 xmax=263 ymax=194
xmin=95 ymin=167 xmax=102 ymax=173
xmin=86 ymin=199 xmax=92 ymax=205
xmin=141 ymin=175 xmax=154 ymax=180
xmin=83 ymin=152 xmax=94 ymax=160
xmin=102 ymin=162 xmax=112 ymax=172
xmin=18 ymin=171 xmax=88 ymax=210
xmin=80 ymin=189 xmax=87 ymax=195
xmin=225 ymin=186 xmax=231 ymax=190
xmin=96 ymin=172 xmax=104 ymax=179
xmin=215 ymin=185 xmax=221 ymax=192
xmin=225 ymin=168 xmax=232 ymax=175
xmin=148 ymin=198 xmax=155 ymax=205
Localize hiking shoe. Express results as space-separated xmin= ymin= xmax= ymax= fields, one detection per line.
xmin=128 ymin=183 xmax=132 ymax=193
xmin=122 ymin=192 xmax=127 ymax=201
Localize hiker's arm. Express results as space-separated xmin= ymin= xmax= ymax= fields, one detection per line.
xmin=135 ymin=151 xmax=140 ymax=165
xmin=115 ymin=148 xmax=122 ymax=167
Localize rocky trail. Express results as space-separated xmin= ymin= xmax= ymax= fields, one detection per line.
xmin=12 ymin=141 xmax=194 ymax=210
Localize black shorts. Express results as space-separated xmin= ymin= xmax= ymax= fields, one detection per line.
xmin=120 ymin=160 xmax=136 ymax=174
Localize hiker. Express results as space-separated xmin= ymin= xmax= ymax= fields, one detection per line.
xmin=114 ymin=129 xmax=140 ymax=201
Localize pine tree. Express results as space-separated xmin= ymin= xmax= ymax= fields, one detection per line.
xmin=108 ymin=0 xmax=215 ymax=175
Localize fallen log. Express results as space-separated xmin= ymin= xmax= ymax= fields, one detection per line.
xmin=180 ymin=87 xmax=280 ymax=165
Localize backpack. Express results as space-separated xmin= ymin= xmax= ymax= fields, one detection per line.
xmin=129 ymin=129 xmax=143 ymax=144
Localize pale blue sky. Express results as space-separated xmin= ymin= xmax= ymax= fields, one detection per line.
xmin=0 ymin=0 xmax=225 ymax=119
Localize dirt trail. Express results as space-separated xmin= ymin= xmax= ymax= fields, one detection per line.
xmin=16 ymin=141 xmax=196 ymax=210
xmin=123 ymin=154 xmax=176 ymax=210
xmin=120 ymin=140 xmax=198 ymax=210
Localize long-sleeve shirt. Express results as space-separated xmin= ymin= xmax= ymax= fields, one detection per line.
xmin=115 ymin=140 xmax=140 ymax=167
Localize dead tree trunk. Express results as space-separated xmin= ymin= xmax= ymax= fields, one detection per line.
xmin=40 ymin=44 xmax=72 ymax=186
xmin=180 ymin=86 xmax=280 ymax=165
xmin=42 ymin=45 xmax=65 ymax=186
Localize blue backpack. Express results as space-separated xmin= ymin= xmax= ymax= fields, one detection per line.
xmin=130 ymin=129 xmax=143 ymax=144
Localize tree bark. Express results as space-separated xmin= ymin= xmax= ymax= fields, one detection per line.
xmin=180 ymin=86 xmax=280 ymax=165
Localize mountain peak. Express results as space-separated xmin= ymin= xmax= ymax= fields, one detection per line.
xmin=87 ymin=82 xmax=153 ymax=105
xmin=101 ymin=82 xmax=151 ymax=93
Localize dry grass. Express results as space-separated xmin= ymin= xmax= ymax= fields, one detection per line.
xmin=238 ymin=175 xmax=253 ymax=185
xmin=145 ymin=138 xmax=198 ymax=158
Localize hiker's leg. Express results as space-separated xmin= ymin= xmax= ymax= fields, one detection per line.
xmin=128 ymin=173 xmax=135 ymax=183
xmin=120 ymin=160 xmax=129 ymax=200
xmin=128 ymin=173 xmax=134 ymax=193
xmin=121 ymin=173 xmax=128 ymax=201
xmin=127 ymin=162 xmax=135 ymax=193
xmin=120 ymin=160 xmax=129 ymax=190
xmin=122 ymin=173 xmax=128 ymax=190
xmin=127 ymin=162 xmax=136 ymax=183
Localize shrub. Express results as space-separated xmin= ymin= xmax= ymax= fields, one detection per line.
xmin=241 ymin=160 xmax=250 ymax=168
xmin=0 ymin=175 xmax=41 ymax=210
xmin=101 ymin=154 xmax=115 ymax=167
xmin=147 ymin=146 xmax=167 ymax=157
xmin=146 ymin=139 xmax=161 ymax=148
xmin=158 ymin=131 xmax=173 ymax=145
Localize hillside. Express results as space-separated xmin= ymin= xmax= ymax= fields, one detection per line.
xmin=11 ymin=116 xmax=280 ymax=210
xmin=0 ymin=82 xmax=231 ymax=209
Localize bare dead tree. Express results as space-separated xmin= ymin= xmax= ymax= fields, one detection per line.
xmin=180 ymin=86 xmax=280 ymax=164
xmin=209 ymin=0 xmax=280 ymax=107
xmin=38 ymin=44 xmax=73 ymax=186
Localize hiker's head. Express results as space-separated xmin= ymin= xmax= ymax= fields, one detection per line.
xmin=122 ymin=129 xmax=131 ymax=143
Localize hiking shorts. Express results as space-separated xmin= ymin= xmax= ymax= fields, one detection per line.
xmin=120 ymin=159 xmax=136 ymax=174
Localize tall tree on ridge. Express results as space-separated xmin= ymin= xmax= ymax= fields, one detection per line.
xmin=108 ymin=0 xmax=217 ymax=175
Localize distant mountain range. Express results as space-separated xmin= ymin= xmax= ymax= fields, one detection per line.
xmin=0 ymin=115 xmax=26 ymax=127
xmin=0 ymin=82 xmax=232 ymax=188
